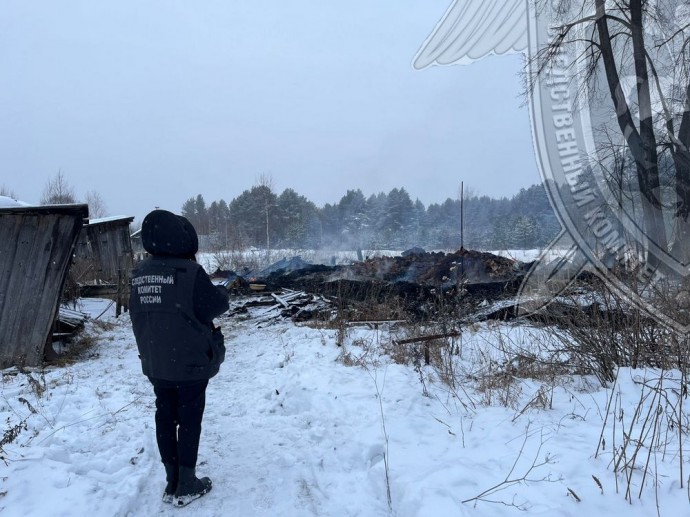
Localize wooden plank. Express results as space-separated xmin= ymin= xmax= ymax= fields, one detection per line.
xmin=271 ymin=293 xmax=290 ymax=308
xmin=348 ymin=319 xmax=406 ymax=324
xmin=393 ymin=332 xmax=459 ymax=366
xmin=79 ymin=284 xmax=118 ymax=297
xmin=393 ymin=332 xmax=460 ymax=345
xmin=3 ymin=214 xmax=44 ymax=353
xmin=58 ymin=307 xmax=89 ymax=326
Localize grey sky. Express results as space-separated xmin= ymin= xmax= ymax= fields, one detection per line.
xmin=0 ymin=0 xmax=539 ymax=224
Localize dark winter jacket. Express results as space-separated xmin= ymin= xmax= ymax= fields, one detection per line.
xmin=129 ymin=210 xmax=229 ymax=382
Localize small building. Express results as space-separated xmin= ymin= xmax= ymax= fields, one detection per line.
xmin=130 ymin=227 xmax=144 ymax=261
xmin=73 ymin=215 xmax=135 ymax=314
xmin=0 ymin=202 xmax=89 ymax=368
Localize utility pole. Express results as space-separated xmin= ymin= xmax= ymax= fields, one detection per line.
xmin=460 ymin=181 xmax=464 ymax=251
xmin=460 ymin=181 xmax=465 ymax=281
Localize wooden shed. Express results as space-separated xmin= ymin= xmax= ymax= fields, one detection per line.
xmin=73 ymin=215 xmax=134 ymax=313
xmin=130 ymin=227 xmax=144 ymax=261
xmin=0 ymin=203 xmax=89 ymax=368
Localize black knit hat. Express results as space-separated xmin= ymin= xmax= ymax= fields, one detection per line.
xmin=141 ymin=209 xmax=199 ymax=257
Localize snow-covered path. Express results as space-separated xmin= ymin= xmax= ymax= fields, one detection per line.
xmin=183 ymin=321 xmax=391 ymax=517
xmin=1 ymin=304 xmax=404 ymax=516
xmin=1 ymin=299 xmax=688 ymax=516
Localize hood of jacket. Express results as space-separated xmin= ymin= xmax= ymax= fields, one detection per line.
xmin=141 ymin=209 xmax=199 ymax=257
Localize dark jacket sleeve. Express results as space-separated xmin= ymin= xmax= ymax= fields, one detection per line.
xmin=193 ymin=268 xmax=230 ymax=323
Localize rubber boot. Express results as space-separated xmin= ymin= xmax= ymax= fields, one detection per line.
xmin=162 ymin=463 xmax=178 ymax=504
xmin=173 ymin=466 xmax=212 ymax=507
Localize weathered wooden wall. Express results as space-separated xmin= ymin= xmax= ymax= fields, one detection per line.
xmin=75 ymin=217 xmax=134 ymax=283
xmin=0 ymin=204 xmax=89 ymax=368
xmin=73 ymin=217 xmax=134 ymax=315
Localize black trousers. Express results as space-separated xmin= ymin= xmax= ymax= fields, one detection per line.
xmin=149 ymin=378 xmax=209 ymax=468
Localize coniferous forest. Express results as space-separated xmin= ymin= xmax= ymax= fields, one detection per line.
xmin=180 ymin=182 xmax=562 ymax=252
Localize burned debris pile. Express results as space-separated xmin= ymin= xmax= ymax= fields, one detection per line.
xmin=228 ymin=289 xmax=334 ymax=324
xmin=222 ymin=249 xmax=535 ymax=323
xmin=269 ymin=249 xmax=528 ymax=304
xmin=349 ymin=248 xmax=529 ymax=298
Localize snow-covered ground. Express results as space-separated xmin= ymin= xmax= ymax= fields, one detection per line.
xmin=195 ymin=248 xmax=404 ymax=273
xmin=195 ymin=247 xmax=570 ymax=275
xmin=1 ymin=298 xmax=688 ymax=516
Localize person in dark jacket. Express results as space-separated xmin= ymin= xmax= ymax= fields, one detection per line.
xmin=129 ymin=209 xmax=229 ymax=507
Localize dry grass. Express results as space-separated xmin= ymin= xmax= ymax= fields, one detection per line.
xmin=48 ymin=326 xmax=105 ymax=366
xmin=325 ymin=267 xmax=690 ymax=506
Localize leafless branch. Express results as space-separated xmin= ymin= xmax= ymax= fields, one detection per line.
xmin=462 ymin=425 xmax=558 ymax=507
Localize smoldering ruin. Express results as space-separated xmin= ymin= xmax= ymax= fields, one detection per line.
xmin=216 ymin=248 xmax=538 ymax=323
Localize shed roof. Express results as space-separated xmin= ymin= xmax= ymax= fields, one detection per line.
xmin=86 ymin=215 xmax=135 ymax=226
xmin=0 ymin=203 xmax=89 ymax=218
xmin=0 ymin=195 xmax=31 ymax=208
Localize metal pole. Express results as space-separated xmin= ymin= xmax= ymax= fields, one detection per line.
xmin=460 ymin=181 xmax=464 ymax=281
xmin=460 ymin=181 xmax=464 ymax=251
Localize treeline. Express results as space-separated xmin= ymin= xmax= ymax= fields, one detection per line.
xmin=181 ymin=183 xmax=561 ymax=251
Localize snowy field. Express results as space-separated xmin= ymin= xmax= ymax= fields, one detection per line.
xmin=195 ymin=247 xmax=566 ymax=275
xmin=1 ymin=298 xmax=688 ymax=516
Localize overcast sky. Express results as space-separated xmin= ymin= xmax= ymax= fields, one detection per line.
xmin=0 ymin=0 xmax=539 ymax=223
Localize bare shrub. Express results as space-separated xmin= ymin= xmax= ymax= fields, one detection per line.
xmin=15 ymin=367 xmax=46 ymax=398
xmin=528 ymin=277 xmax=679 ymax=386
xmin=220 ymin=250 xmax=257 ymax=273
xmin=0 ymin=419 xmax=29 ymax=460
xmin=380 ymin=285 xmax=465 ymax=375
xmin=512 ymin=385 xmax=553 ymax=423
xmin=386 ymin=341 xmax=422 ymax=366
xmin=333 ymin=280 xmax=408 ymax=323
xmin=0 ymin=184 xmax=16 ymax=198
xmin=337 ymin=337 xmax=382 ymax=369
xmin=336 ymin=349 xmax=360 ymax=367
xmin=475 ymin=370 xmax=523 ymax=409
xmin=462 ymin=424 xmax=559 ymax=509
xmin=50 ymin=329 xmax=101 ymax=366
xmin=84 ymin=190 xmax=108 ymax=218
xmin=596 ymin=369 xmax=690 ymax=503
xmin=40 ymin=169 xmax=76 ymax=205
xmin=523 ymin=275 xmax=690 ymax=502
